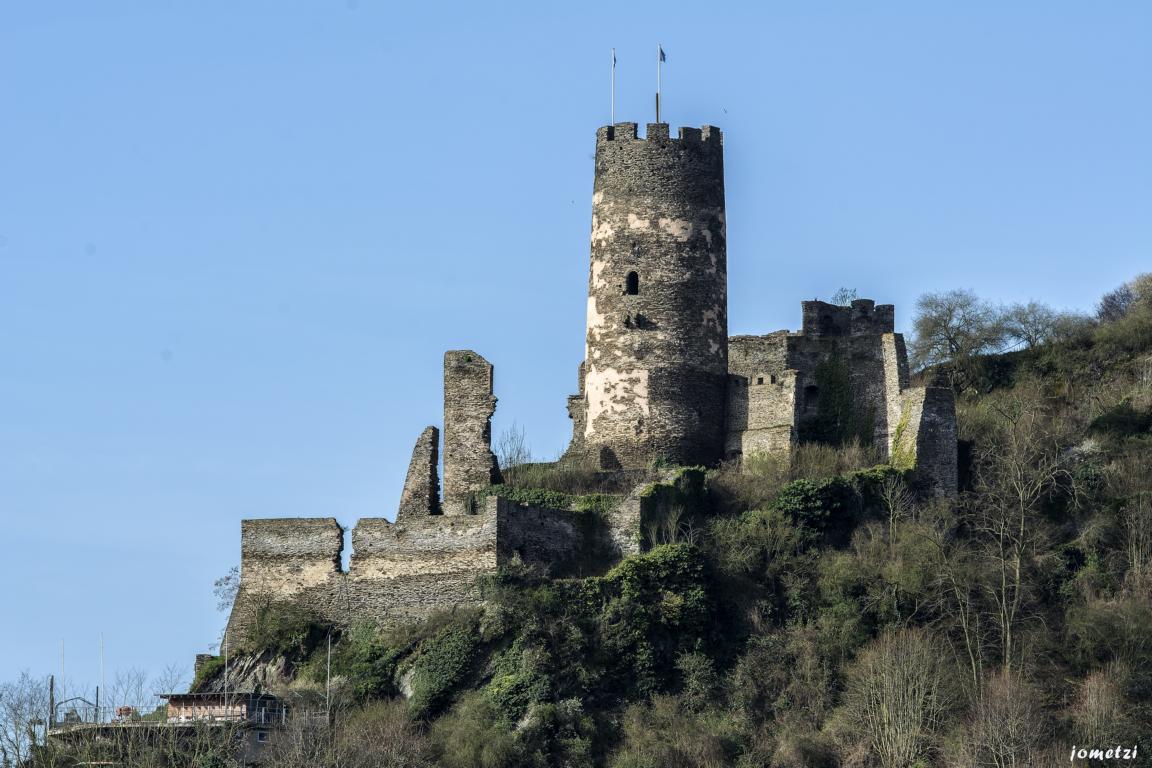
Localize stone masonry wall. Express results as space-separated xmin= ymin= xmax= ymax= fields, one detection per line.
xmin=881 ymin=333 xmax=911 ymax=457
xmin=223 ymin=498 xmax=640 ymax=646
xmin=895 ymin=387 xmax=959 ymax=496
xmin=443 ymin=350 xmax=501 ymax=514
xmin=397 ymin=426 xmax=440 ymax=518
xmin=725 ymin=299 xmax=957 ymax=495
xmin=224 ymin=518 xmax=344 ymax=646
xmin=347 ymin=514 xmax=498 ymax=625
xmin=726 ymin=334 xmax=799 ymax=459
xmin=225 ymin=513 xmax=499 ymax=646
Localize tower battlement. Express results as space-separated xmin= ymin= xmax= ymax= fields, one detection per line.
xmin=596 ymin=122 xmax=722 ymax=145
xmin=800 ymin=299 xmax=896 ymax=338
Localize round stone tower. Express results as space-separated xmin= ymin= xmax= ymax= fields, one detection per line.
xmin=571 ymin=122 xmax=728 ymax=469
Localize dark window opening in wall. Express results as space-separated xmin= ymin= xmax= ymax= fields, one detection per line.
xmin=756 ymin=377 xmax=764 ymax=385
xmin=625 ymin=271 xmax=639 ymax=295
xmin=770 ymin=375 xmax=777 ymax=384
xmin=804 ymin=385 xmax=820 ymax=409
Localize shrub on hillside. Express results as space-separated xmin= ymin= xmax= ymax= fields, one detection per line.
xmin=244 ymin=601 xmax=329 ymax=657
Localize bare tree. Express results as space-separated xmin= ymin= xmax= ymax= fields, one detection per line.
xmin=830 ymin=286 xmax=857 ymax=306
xmin=1071 ymin=663 xmax=1129 ymax=744
xmin=879 ymin=474 xmax=916 ymax=556
xmin=107 ymin=667 xmax=151 ymax=712
xmin=1120 ymin=493 xmax=1152 ymax=593
xmin=842 ymin=628 xmax=956 ymax=768
xmin=261 ymin=700 xmax=432 ymax=768
xmin=910 ymin=289 xmax=1008 ymax=372
xmin=917 ymin=504 xmax=988 ymax=694
xmin=958 ymin=671 xmax=1048 ymax=768
xmin=152 ymin=663 xmax=188 ymax=698
xmin=0 ymin=672 xmax=50 ymax=767
xmin=967 ymin=390 xmax=1070 ymax=674
xmin=214 ymin=565 xmax=241 ymax=613
xmin=1097 ymin=282 xmax=1135 ymax=322
xmin=1097 ymin=272 xmax=1152 ymax=322
xmin=495 ymin=422 xmax=532 ymax=479
xmin=1001 ymin=301 xmax=1088 ymax=349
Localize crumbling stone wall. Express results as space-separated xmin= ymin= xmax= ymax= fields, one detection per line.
xmin=443 ymin=350 xmax=501 ymax=514
xmin=223 ymin=495 xmax=641 ymax=646
xmin=894 ymin=387 xmax=959 ymax=497
xmin=224 ymin=518 xmax=345 ymax=645
xmin=347 ymin=514 xmax=498 ymax=625
xmin=726 ymin=333 xmax=797 ymax=460
xmin=566 ymin=123 xmax=729 ymax=470
xmin=397 ymin=426 xmax=440 ymax=518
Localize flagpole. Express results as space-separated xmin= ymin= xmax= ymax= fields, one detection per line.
xmin=611 ymin=48 xmax=616 ymax=125
xmin=656 ymin=44 xmax=662 ymax=123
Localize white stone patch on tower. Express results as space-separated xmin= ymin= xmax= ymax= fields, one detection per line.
xmin=591 ymin=216 xmax=614 ymax=244
xmin=591 ymin=257 xmax=607 ymax=289
xmin=583 ymin=366 xmax=651 ymax=439
xmin=658 ymin=217 xmax=693 ymax=241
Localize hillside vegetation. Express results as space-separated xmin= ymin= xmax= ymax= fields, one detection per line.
xmin=22 ymin=275 xmax=1152 ymax=767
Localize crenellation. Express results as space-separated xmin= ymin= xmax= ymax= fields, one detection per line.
xmin=597 ymin=122 xmax=722 ymax=146
xmin=678 ymin=126 xmax=702 ymax=142
xmin=646 ymin=122 xmax=670 ymax=141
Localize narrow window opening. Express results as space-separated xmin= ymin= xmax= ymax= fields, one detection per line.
xmin=625 ymin=271 xmax=639 ymax=295
xmin=804 ymin=385 xmax=820 ymax=409
xmin=756 ymin=377 xmax=764 ymax=385
xmin=770 ymin=375 xmax=777 ymax=384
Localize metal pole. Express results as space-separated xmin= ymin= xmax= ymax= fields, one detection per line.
xmin=611 ymin=48 xmax=615 ymax=125
xmin=223 ymin=630 xmax=229 ymax=717
xmin=99 ymin=633 xmax=104 ymax=723
xmin=656 ymin=44 xmax=661 ymax=123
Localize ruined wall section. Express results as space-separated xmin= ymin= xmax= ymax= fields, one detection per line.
xmin=894 ymin=387 xmax=958 ymax=496
xmin=225 ymin=513 xmax=500 ymax=645
xmin=225 ymin=518 xmax=344 ymax=646
xmin=570 ymin=123 xmax=729 ymax=470
xmin=724 ymin=300 xmax=957 ymax=496
xmin=881 ymin=333 xmax=911 ymax=457
xmin=726 ymin=333 xmax=797 ymax=460
xmin=443 ymin=350 xmax=501 ymax=514
xmin=565 ymin=362 xmax=588 ymax=461
xmin=397 ymin=426 xmax=440 ymax=518
xmin=801 ymin=299 xmax=895 ymax=338
xmin=347 ymin=514 xmax=498 ymax=625
xmin=786 ymin=300 xmax=897 ymax=455
xmin=224 ymin=498 xmax=643 ymax=644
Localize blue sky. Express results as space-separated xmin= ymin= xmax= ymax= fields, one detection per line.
xmin=1 ymin=1 xmax=1149 ymax=693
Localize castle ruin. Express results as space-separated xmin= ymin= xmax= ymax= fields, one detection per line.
xmin=224 ymin=122 xmax=957 ymax=645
